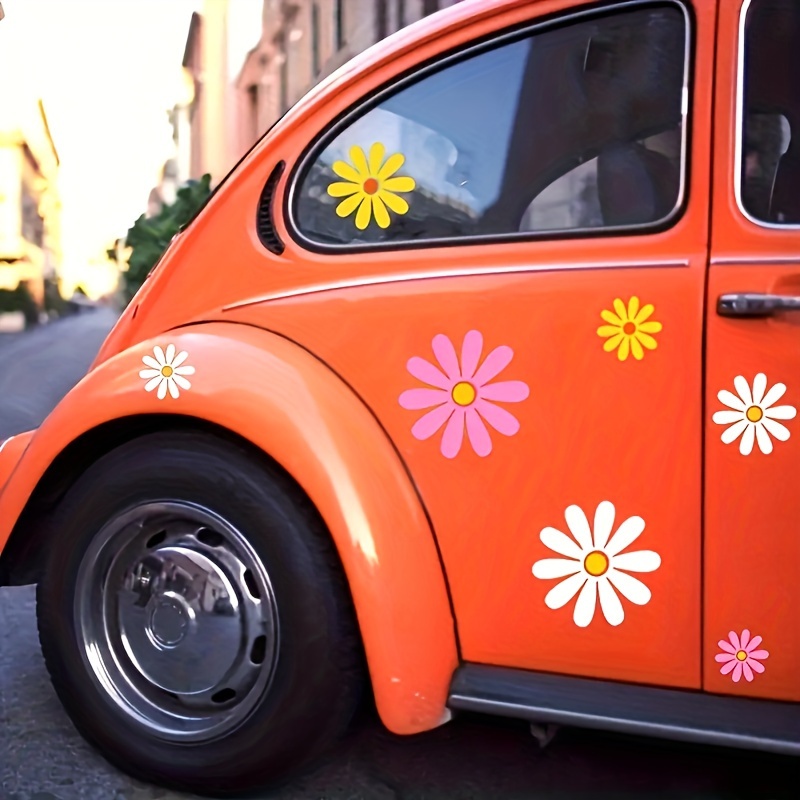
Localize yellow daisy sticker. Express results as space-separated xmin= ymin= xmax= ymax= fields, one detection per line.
xmin=597 ymin=296 xmax=663 ymax=361
xmin=327 ymin=142 xmax=416 ymax=230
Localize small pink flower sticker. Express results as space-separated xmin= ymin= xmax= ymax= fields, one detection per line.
xmin=399 ymin=330 xmax=529 ymax=458
xmin=715 ymin=629 xmax=769 ymax=683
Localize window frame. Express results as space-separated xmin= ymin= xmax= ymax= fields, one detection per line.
xmin=284 ymin=0 xmax=693 ymax=255
xmin=734 ymin=0 xmax=800 ymax=231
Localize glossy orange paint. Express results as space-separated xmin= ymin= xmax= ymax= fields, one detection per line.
xmin=0 ymin=325 xmax=458 ymax=734
xmin=703 ymin=0 xmax=800 ymax=702
xmin=0 ymin=430 xmax=33 ymax=494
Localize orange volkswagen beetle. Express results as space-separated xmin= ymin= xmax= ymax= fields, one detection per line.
xmin=1 ymin=0 xmax=798 ymax=794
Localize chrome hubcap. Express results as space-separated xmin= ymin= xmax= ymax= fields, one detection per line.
xmin=75 ymin=501 xmax=279 ymax=742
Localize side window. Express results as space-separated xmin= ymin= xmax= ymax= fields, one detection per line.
xmin=292 ymin=2 xmax=688 ymax=248
xmin=740 ymin=0 xmax=800 ymax=225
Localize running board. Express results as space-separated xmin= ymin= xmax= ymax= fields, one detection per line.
xmin=448 ymin=664 xmax=800 ymax=756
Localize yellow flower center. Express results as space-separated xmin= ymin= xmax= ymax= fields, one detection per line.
xmin=363 ymin=177 xmax=379 ymax=195
xmin=736 ymin=650 xmax=748 ymax=661
xmin=623 ymin=321 xmax=637 ymax=336
xmin=746 ymin=405 xmax=763 ymax=423
xmin=451 ymin=381 xmax=476 ymax=406
xmin=584 ymin=550 xmax=609 ymax=577
xmin=161 ymin=365 xmax=174 ymax=378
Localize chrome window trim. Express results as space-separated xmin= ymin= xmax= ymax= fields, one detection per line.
xmin=284 ymin=0 xmax=693 ymax=254
xmin=223 ymin=258 xmax=690 ymax=310
xmin=734 ymin=0 xmax=800 ymax=231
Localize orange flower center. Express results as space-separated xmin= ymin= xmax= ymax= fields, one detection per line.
xmin=746 ymin=405 xmax=763 ymax=423
xmin=584 ymin=550 xmax=609 ymax=577
xmin=363 ymin=177 xmax=379 ymax=195
xmin=451 ymin=381 xmax=476 ymax=407
xmin=161 ymin=365 xmax=174 ymax=378
xmin=736 ymin=650 xmax=748 ymax=661
xmin=623 ymin=321 xmax=637 ymax=335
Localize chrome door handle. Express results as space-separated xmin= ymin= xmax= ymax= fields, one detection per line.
xmin=717 ymin=293 xmax=800 ymax=318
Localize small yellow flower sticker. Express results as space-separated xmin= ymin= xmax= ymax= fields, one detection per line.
xmin=327 ymin=142 xmax=416 ymax=230
xmin=597 ymin=296 xmax=662 ymax=361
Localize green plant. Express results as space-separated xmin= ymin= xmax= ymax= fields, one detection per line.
xmin=117 ymin=174 xmax=212 ymax=304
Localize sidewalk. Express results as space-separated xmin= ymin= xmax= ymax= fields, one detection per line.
xmin=0 ymin=308 xmax=119 ymax=440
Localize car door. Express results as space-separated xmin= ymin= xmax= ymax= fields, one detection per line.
xmin=704 ymin=0 xmax=800 ymax=702
xmin=239 ymin=0 xmax=717 ymax=689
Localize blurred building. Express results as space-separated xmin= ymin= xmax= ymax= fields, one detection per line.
xmin=181 ymin=0 xmax=463 ymax=185
xmin=0 ymin=96 xmax=62 ymax=312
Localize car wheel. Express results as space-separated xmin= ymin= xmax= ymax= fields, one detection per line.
xmin=36 ymin=430 xmax=365 ymax=796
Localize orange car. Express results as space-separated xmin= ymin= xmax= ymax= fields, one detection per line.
xmin=1 ymin=0 xmax=798 ymax=794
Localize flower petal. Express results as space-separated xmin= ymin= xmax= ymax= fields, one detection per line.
xmin=368 ymin=142 xmax=385 ymax=176
xmin=139 ymin=369 xmax=161 ymax=380
xmin=399 ymin=388 xmax=450 ymax=410
xmin=613 ymin=298 xmax=628 ymax=320
xmin=382 ymin=176 xmax=415 ymax=193
xmin=335 ymin=192 xmax=365 ymax=218
xmin=153 ymin=346 xmax=167 ymax=367
xmin=637 ymin=320 xmax=662 ymax=334
xmin=564 ymin=505 xmax=593 ymax=552
xmin=617 ymin=336 xmax=631 ymax=361
xmin=473 ymin=345 xmax=513 ymax=386
xmin=532 ymin=558 xmax=582 ymax=579
xmin=540 ymin=527 xmax=584 ymax=560
xmin=720 ymin=418 xmax=748 ymax=444
xmin=167 ymin=377 xmax=180 ymax=399
xmin=372 ymin=194 xmax=391 ymax=229
xmin=165 ymin=344 xmax=176 ymax=364
xmin=760 ymin=381 xmax=787 ymax=409
xmin=598 ymin=578 xmax=625 ymax=626
xmin=172 ymin=375 xmax=191 ymax=391
xmin=728 ymin=631 xmax=741 ymax=651
xmin=174 ymin=365 xmax=195 ymax=376
xmin=739 ymin=629 xmax=751 ymax=649
xmin=411 ymin=404 xmax=452 ymax=440
xmin=465 ymin=407 xmax=492 ymax=456
xmin=432 ymin=334 xmax=461 ymax=381
xmin=634 ymin=303 xmax=655 ymax=324
xmin=715 ymin=653 xmax=736 ymax=663
xmin=627 ymin=296 xmax=640 ymax=320
xmin=407 ymin=355 xmax=450 ymax=390
xmin=327 ymin=181 xmax=360 ymax=197
xmin=612 ymin=550 xmax=661 ymax=573
xmin=441 ymin=408 xmax=466 ymax=458
xmin=592 ymin=501 xmax=616 ymax=550
xmin=745 ymin=635 xmax=762 ymax=651
xmin=607 ymin=570 xmax=651 ymax=605
xmin=144 ymin=376 xmax=162 ymax=393
xmin=172 ymin=350 xmax=189 ymax=369
xmin=713 ymin=410 xmax=745 ymax=425
xmin=630 ymin=336 xmax=644 ymax=361
xmin=763 ymin=404 xmax=797 ymax=421
xmin=603 ymin=332 xmax=625 ymax=353
xmin=573 ymin=580 xmax=598 ymax=628
xmin=379 ymin=189 xmax=410 ymax=214
xmin=157 ymin=378 xmax=168 ymax=400
xmin=600 ymin=309 xmax=624 ymax=326
xmin=460 ymin=330 xmax=483 ymax=379
xmin=732 ymin=662 xmax=743 ymax=682
xmin=761 ymin=417 xmax=791 ymax=441
xmin=734 ymin=375 xmax=753 ymax=406
xmin=748 ymin=649 xmax=769 ymax=660
xmin=755 ymin=422 xmax=773 ymax=455
xmin=544 ymin=572 xmax=586 ymax=610
xmin=350 ymin=145 xmax=369 ymax=176
xmin=332 ymin=159 xmax=362 ymax=183
xmin=747 ymin=657 xmax=765 ymax=673
xmin=718 ymin=389 xmax=746 ymax=411
xmin=480 ymin=380 xmax=529 ymax=403
xmin=474 ymin=400 xmax=520 ymax=436
xmin=377 ymin=152 xmax=405 ymax=180
xmin=634 ymin=331 xmax=659 ymax=350
xmin=739 ymin=424 xmax=755 ymax=455
xmin=751 ymin=373 xmax=767 ymax=405
xmin=597 ymin=325 xmax=622 ymax=338
xmin=742 ymin=661 xmax=754 ymax=682
xmin=605 ymin=515 xmax=645 ymax=556
xmin=720 ymin=658 xmax=737 ymax=675
xmin=718 ymin=639 xmax=737 ymax=654
xmin=355 ymin=195 xmax=373 ymax=229
xmin=141 ymin=355 xmax=161 ymax=370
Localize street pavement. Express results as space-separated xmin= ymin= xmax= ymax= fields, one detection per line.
xmin=0 ymin=310 xmax=797 ymax=800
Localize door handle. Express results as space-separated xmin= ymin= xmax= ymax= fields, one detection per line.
xmin=717 ymin=293 xmax=800 ymax=318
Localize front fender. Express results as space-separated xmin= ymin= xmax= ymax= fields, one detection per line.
xmin=0 ymin=322 xmax=458 ymax=734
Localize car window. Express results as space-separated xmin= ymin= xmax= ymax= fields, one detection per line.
xmin=740 ymin=0 xmax=800 ymax=225
xmin=291 ymin=1 xmax=688 ymax=248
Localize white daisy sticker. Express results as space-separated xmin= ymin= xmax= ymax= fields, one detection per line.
xmin=139 ymin=344 xmax=195 ymax=400
xmin=712 ymin=373 xmax=796 ymax=455
xmin=532 ymin=501 xmax=661 ymax=628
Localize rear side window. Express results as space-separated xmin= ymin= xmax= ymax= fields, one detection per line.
xmin=290 ymin=1 xmax=689 ymax=249
xmin=739 ymin=0 xmax=800 ymax=225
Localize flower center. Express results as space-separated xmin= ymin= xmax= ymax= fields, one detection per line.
xmin=451 ymin=381 xmax=476 ymax=407
xmin=623 ymin=321 xmax=637 ymax=335
xmin=161 ymin=365 xmax=174 ymax=378
xmin=584 ymin=550 xmax=609 ymax=577
xmin=363 ymin=177 xmax=379 ymax=195
xmin=736 ymin=649 xmax=748 ymax=662
xmin=746 ymin=405 xmax=763 ymax=423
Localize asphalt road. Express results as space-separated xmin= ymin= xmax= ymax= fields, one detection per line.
xmin=0 ymin=310 xmax=797 ymax=800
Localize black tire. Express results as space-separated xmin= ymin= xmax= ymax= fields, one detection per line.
xmin=36 ymin=430 xmax=365 ymax=796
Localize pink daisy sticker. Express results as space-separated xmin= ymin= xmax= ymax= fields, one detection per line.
xmin=399 ymin=330 xmax=529 ymax=458
xmin=715 ymin=629 xmax=769 ymax=683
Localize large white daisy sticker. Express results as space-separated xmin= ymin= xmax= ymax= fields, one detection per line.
xmin=532 ymin=501 xmax=661 ymax=628
xmin=712 ymin=373 xmax=796 ymax=455
xmin=139 ymin=344 xmax=195 ymax=400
